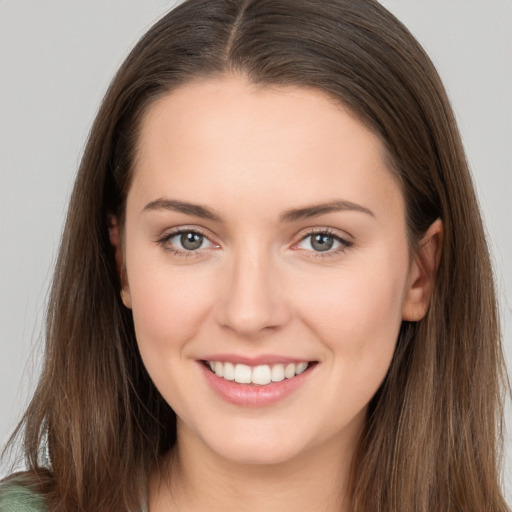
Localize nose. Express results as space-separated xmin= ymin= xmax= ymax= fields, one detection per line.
xmin=214 ymin=246 xmax=291 ymax=338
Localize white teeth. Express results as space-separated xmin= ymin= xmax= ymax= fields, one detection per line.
xmin=284 ymin=363 xmax=296 ymax=379
xmin=296 ymin=362 xmax=308 ymax=375
xmin=271 ymin=364 xmax=285 ymax=382
xmin=234 ymin=364 xmax=252 ymax=384
xmin=223 ymin=362 xmax=235 ymax=381
xmin=207 ymin=361 xmax=311 ymax=385
xmin=252 ymin=365 xmax=272 ymax=385
xmin=214 ymin=361 xmax=224 ymax=377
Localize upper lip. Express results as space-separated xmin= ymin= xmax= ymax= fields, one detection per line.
xmin=200 ymin=353 xmax=314 ymax=366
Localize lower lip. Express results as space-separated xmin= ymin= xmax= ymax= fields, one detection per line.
xmin=198 ymin=362 xmax=316 ymax=407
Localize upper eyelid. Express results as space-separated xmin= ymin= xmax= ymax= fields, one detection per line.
xmin=158 ymin=226 xmax=214 ymax=241
xmin=294 ymin=226 xmax=353 ymax=243
xmin=156 ymin=228 xmax=217 ymax=256
xmin=293 ymin=231 xmax=351 ymax=250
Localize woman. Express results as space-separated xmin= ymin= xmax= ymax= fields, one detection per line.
xmin=1 ymin=0 xmax=508 ymax=510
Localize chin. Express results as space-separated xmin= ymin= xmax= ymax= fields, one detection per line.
xmin=212 ymin=439 xmax=301 ymax=466
xmin=195 ymin=420 xmax=319 ymax=467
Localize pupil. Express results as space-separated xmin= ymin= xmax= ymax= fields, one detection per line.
xmin=311 ymin=234 xmax=334 ymax=252
xmin=181 ymin=232 xmax=203 ymax=250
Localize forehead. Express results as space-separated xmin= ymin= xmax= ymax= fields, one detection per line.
xmin=138 ymin=76 xmax=379 ymax=156
xmin=130 ymin=75 xmax=404 ymax=225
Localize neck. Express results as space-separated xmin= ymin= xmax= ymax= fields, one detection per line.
xmin=149 ymin=417 xmax=363 ymax=512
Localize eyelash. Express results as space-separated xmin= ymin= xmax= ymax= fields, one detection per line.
xmin=156 ymin=228 xmax=352 ymax=259
xmin=156 ymin=228 xmax=214 ymax=258
xmin=294 ymin=228 xmax=352 ymax=259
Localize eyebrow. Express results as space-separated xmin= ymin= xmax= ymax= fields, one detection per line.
xmin=142 ymin=198 xmax=374 ymax=222
xmin=143 ymin=198 xmax=222 ymax=221
xmin=279 ymin=200 xmax=374 ymax=222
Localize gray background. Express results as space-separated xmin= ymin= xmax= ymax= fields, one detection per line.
xmin=1 ymin=0 xmax=511 ymax=493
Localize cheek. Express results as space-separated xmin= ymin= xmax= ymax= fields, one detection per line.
xmin=125 ymin=247 xmax=217 ymax=360
xmin=126 ymin=265 xmax=219 ymax=415
xmin=296 ymin=251 xmax=409 ymax=391
xmin=302 ymin=260 xmax=406 ymax=334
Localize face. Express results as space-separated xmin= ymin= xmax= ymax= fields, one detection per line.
xmin=119 ymin=75 xmax=429 ymax=466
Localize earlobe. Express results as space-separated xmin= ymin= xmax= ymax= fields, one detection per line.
xmin=402 ymin=219 xmax=443 ymax=321
xmin=108 ymin=215 xmax=132 ymax=309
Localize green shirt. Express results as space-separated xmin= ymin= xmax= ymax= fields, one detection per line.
xmin=0 ymin=476 xmax=148 ymax=512
xmin=0 ymin=477 xmax=47 ymax=512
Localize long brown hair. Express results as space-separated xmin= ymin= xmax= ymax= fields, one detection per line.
xmin=3 ymin=1 xmax=508 ymax=510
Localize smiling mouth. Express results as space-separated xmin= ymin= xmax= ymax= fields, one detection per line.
xmin=202 ymin=360 xmax=317 ymax=386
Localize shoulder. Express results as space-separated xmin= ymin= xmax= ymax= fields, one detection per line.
xmin=0 ymin=477 xmax=47 ymax=512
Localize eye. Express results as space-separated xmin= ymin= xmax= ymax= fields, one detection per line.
xmin=157 ymin=228 xmax=217 ymax=256
xmin=295 ymin=230 xmax=351 ymax=256
xmin=175 ymin=231 xmax=207 ymax=251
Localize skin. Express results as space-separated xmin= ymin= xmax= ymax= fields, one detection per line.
xmin=113 ymin=75 xmax=442 ymax=511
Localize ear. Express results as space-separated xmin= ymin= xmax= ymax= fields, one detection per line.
xmin=108 ymin=215 xmax=132 ymax=309
xmin=402 ymin=219 xmax=443 ymax=321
